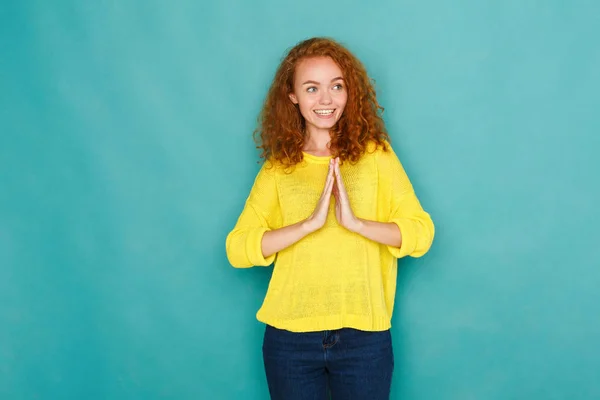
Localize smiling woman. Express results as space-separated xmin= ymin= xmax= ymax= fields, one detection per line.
xmin=288 ymin=57 xmax=348 ymax=149
xmin=225 ymin=37 xmax=435 ymax=400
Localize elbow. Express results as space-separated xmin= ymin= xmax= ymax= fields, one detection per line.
xmin=225 ymin=231 xmax=253 ymax=268
xmin=226 ymin=253 xmax=253 ymax=269
xmin=412 ymin=215 xmax=435 ymax=258
xmin=226 ymin=228 xmax=274 ymax=268
xmin=393 ymin=213 xmax=435 ymax=259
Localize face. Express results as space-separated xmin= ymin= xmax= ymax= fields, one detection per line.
xmin=289 ymin=57 xmax=348 ymax=137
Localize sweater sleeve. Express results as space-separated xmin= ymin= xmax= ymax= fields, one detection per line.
xmin=226 ymin=162 xmax=282 ymax=268
xmin=377 ymin=143 xmax=435 ymax=258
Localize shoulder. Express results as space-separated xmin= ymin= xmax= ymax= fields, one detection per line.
xmin=257 ymin=158 xmax=284 ymax=176
xmin=247 ymin=159 xmax=282 ymax=204
xmin=248 ymin=159 xmax=277 ymax=190
xmin=254 ymin=158 xmax=295 ymax=186
xmin=363 ymin=139 xmax=396 ymax=163
xmin=363 ymin=139 xmax=408 ymax=181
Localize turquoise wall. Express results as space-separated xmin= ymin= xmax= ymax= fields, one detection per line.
xmin=2 ymin=0 xmax=599 ymax=399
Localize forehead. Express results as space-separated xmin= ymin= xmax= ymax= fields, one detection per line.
xmin=294 ymin=57 xmax=343 ymax=82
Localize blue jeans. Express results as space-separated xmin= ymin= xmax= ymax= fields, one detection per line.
xmin=262 ymin=325 xmax=394 ymax=400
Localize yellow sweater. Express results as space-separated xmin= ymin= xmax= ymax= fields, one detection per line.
xmin=226 ymin=141 xmax=434 ymax=332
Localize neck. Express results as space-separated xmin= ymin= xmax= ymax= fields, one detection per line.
xmin=303 ymin=128 xmax=331 ymax=152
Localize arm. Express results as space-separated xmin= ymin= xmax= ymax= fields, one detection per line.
xmin=260 ymin=220 xmax=313 ymax=259
xmin=225 ymin=164 xmax=282 ymax=268
xmin=331 ymin=151 xmax=433 ymax=257
xmin=352 ymin=218 xmax=403 ymax=248
xmin=262 ymin=158 xmax=335 ymax=257
xmin=353 ymin=191 xmax=434 ymax=258
xmin=376 ymin=143 xmax=435 ymax=258
xmin=226 ymin=159 xmax=335 ymax=267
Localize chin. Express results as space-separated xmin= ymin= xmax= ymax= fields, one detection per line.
xmin=319 ymin=123 xmax=337 ymax=130
xmin=313 ymin=119 xmax=340 ymax=130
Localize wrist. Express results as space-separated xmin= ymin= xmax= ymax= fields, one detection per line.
xmin=349 ymin=217 xmax=365 ymax=234
xmin=300 ymin=218 xmax=318 ymax=234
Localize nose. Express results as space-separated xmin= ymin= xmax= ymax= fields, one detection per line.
xmin=319 ymin=90 xmax=332 ymax=105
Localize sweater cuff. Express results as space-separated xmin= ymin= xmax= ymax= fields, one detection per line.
xmin=387 ymin=218 xmax=417 ymax=259
xmin=246 ymin=227 xmax=276 ymax=266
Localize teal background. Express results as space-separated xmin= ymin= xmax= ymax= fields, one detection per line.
xmin=1 ymin=0 xmax=599 ymax=399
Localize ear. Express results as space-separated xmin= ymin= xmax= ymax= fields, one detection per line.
xmin=289 ymin=93 xmax=298 ymax=104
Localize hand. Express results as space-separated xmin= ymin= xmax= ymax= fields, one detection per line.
xmin=332 ymin=157 xmax=362 ymax=232
xmin=303 ymin=158 xmax=335 ymax=233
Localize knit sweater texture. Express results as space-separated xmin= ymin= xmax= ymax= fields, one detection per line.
xmin=226 ymin=141 xmax=434 ymax=332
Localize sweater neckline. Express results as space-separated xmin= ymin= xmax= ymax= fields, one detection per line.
xmin=302 ymin=151 xmax=332 ymax=164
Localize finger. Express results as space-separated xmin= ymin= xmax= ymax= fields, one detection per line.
xmin=326 ymin=160 xmax=334 ymax=184
xmin=322 ymin=161 xmax=334 ymax=191
xmin=335 ymin=160 xmax=350 ymax=200
xmin=325 ymin=171 xmax=335 ymax=195
xmin=326 ymin=165 xmax=334 ymax=185
xmin=328 ymin=161 xmax=336 ymax=184
xmin=333 ymin=159 xmax=341 ymax=183
xmin=320 ymin=174 xmax=334 ymax=202
xmin=333 ymin=163 xmax=344 ymax=199
xmin=320 ymin=183 xmax=333 ymax=206
xmin=334 ymin=158 xmax=345 ymax=187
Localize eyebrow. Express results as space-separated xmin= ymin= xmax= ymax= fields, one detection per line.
xmin=301 ymin=77 xmax=344 ymax=85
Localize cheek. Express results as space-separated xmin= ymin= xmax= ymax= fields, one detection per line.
xmin=294 ymin=99 xmax=311 ymax=120
xmin=338 ymin=93 xmax=348 ymax=109
xmin=298 ymin=97 xmax=316 ymax=113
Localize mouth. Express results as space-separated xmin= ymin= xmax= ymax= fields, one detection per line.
xmin=313 ymin=109 xmax=336 ymax=118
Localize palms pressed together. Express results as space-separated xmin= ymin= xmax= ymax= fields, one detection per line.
xmin=306 ymin=157 xmax=361 ymax=233
xmin=331 ymin=157 xmax=360 ymax=232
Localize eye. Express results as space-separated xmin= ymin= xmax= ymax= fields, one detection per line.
xmin=306 ymin=86 xmax=317 ymax=93
xmin=333 ymin=84 xmax=344 ymax=91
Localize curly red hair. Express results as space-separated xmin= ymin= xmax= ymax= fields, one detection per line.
xmin=254 ymin=37 xmax=390 ymax=167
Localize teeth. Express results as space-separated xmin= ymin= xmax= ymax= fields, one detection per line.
xmin=314 ymin=109 xmax=334 ymax=115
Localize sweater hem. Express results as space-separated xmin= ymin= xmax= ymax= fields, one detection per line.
xmin=256 ymin=312 xmax=391 ymax=333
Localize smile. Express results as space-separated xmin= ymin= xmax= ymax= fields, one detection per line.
xmin=313 ymin=109 xmax=335 ymax=116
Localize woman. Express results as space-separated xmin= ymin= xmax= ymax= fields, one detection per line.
xmin=226 ymin=37 xmax=435 ymax=400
